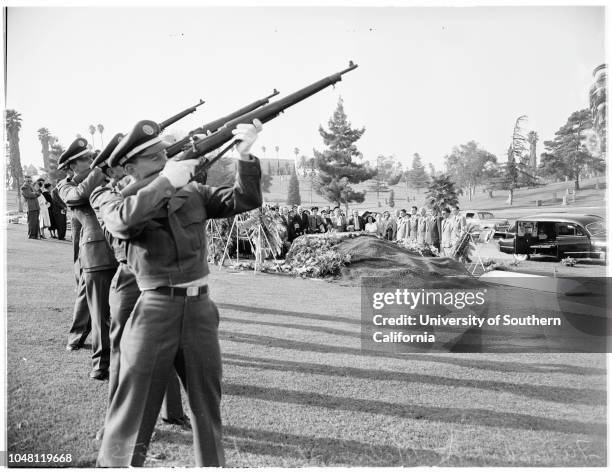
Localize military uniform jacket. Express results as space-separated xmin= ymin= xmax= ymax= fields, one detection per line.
xmin=20 ymin=184 xmax=41 ymax=211
xmin=58 ymin=170 xmax=118 ymax=273
xmin=92 ymin=157 xmax=262 ymax=289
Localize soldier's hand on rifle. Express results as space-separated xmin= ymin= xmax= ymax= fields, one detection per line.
xmin=160 ymin=159 xmax=199 ymax=189
xmin=232 ymin=119 xmax=263 ymax=159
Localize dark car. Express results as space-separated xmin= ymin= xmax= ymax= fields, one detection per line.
xmin=498 ymin=213 xmax=606 ymax=261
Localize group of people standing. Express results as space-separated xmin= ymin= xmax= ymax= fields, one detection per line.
xmin=37 ymin=116 xmax=264 ymax=467
xmin=262 ymin=203 xmax=467 ymax=258
xmin=19 ymin=176 xmax=68 ymax=240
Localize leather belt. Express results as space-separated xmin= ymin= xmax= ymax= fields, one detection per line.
xmin=154 ymin=285 xmax=208 ymax=297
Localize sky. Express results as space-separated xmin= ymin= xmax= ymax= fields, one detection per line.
xmin=5 ymin=5 xmax=606 ymax=173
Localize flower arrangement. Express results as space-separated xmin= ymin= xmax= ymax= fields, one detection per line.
xmin=561 ymin=257 xmax=577 ymax=267
xmin=394 ymin=239 xmax=439 ymax=257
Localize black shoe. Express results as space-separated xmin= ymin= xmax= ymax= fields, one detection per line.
xmin=89 ymin=369 xmax=109 ymax=381
xmin=162 ymin=415 xmax=191 ymax=429
xmin=66 ymin=344 xmax=81 ymax=351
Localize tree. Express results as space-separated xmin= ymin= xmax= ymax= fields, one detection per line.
xmin=286 ymin=167 xmax=301 ymax=205
xmin=261 ymin=173 xmax=272 ymax=193
xmin=444 ymin=141 xmax=497 ymax=200
xmin=48 ymin=140 xmax=67 ymax=182
xmin=538 ymin=109 xmax=604 ymax=190
xmin=37 ymin=127 xmax=52 ymax=171
xmin=6 ymin=109 xmax=24 ymax=211
xmin=88 ymin=125 xmax=96 ymax=149
xmin=388 ymin=189 xmax=395 ymax=208
xmin=527 ymin=131 xmax=538 ymax=172
xmin=589 ymin=64 xmax=606 ymax=157
xmin=425 ymin=174 xmax=459 ymax=212
xmin=404 ymin=153 xmax=429 ymax=193
xmin=428 ymin=163 xmax=436 ymax=178
xmin=275 ymin=145 xmax=280 ymax=160
xmin=293 ymin=147 xmax=299 ymax=171
xmin=376 ymin=155 xmax=403 ymax=187
xmin=313 ymin=97 xmax=376 ymax=213
xmin=261 ymin=145 xmax=266 ymax=159
xmin=266 ymin=161 xmax=272 ymax=175
xmin=97 ymin=124 xmax=105 ymax=147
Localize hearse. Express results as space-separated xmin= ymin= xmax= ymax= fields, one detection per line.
xmin=497 ymin=213 xmax=606 ymax=261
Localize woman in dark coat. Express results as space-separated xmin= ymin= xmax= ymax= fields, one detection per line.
xmin=49 ymin=184 xmax=68 ymax=240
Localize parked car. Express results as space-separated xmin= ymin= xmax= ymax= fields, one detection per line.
xmin=463 ymin=210 xmax=510 ymax=238
xmin=497 ymin=213 xmax=606 ymax=261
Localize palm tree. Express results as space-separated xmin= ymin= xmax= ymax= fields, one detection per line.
xmin=6 ymin=109 xmax=24 ymax=211
xmin=293 ymin=147 xmax=300 ymax=171
xmin=97 ymin=124 xmax=105 ymax=147
xmin=261 ymin=145 xmax=266 ymax=158
xmin=506 ymin=115 xmax=528 ymax=205
xmin=275 ymin=145 xmax=280 ymax=159
xmin=527 ymin=131 xmax=538 ymax=172
xmin=37 ymin=127 xmax=51 ymax=171
xmin=590 ymin=64 xmax=606 ymax=156
xmin=88 ymin=125 xmax=96 ymax=149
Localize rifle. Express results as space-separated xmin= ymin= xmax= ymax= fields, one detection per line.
xmin=91 ymin=99 xmax=205 ymax=169
xmin=121 ymin=61 xmax=358 ymax=196
xmin=165 ymin=89 xmax=279 ymax=157
xmin=158 ymin=98 xmax=205 ymax=131
xmin=176 ymin=61 xmax=358 ymax=163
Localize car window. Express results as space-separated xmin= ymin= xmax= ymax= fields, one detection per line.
xmin=556 ymin=223 xmax=583 ymax=236
xmin=586 ymin=221 xmax=606 ymax=236
xmin=466 ymin=212 xmax=475 ymax=219
xmin=481 ymin=212 xmax=494 ymax=220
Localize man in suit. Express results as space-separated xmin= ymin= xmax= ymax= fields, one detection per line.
xmin=331 ymin=207 xmax=346 ymax=232
xmin=395 ymin=209 xmax=409 ymax=241
xmin=50 ymin=185 xmax=68 ymax=240
xmin=308 ymin=207 xmax=322 ymax=233
xmin=425 ymin=207 xmax=442 ymax=251
xmin=57 ymin=138 xmax=118 ymax=380
xmin=296 ymin=206 xmax=310 ymax=234
xmin=20 ymin=176 xmax=41 ymax=239
xmin=450 ymin=204 xmax=467 ymax=247
xmin=440 ymin=207 xmax=453 ymax=257
xmin=347 ymin=209 xmax=365 ymax=232
xmin=407 ymin=205 xmax=419 ymax=241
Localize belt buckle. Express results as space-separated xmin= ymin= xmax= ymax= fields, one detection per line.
xmin=186 ymin=286 xmax=199 ymax=297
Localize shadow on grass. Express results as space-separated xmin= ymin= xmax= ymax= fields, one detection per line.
xmin=217 ymin=302 xmax=361 ymax=325
xmin=223 ymin=383 xmax=605 ymax=436
xmin=219 ymin=331 xmax=606 ymax=376
xmin=223 ymin=315 xmax=360 ymax=338
xmin=223 ymin=353 xmax=605 ymax=406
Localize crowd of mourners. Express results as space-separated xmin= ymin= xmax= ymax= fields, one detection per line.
xmin=19 ymin=175 xmax=68 ymax=240
xmin=260 ymin=203 xmax=468 ymax=258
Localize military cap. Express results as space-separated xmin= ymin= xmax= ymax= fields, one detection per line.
xmin=58 ymin=138 xmax=91 ymax=169
xmin=91 ymin=133 xmax=125 ymax=169
xmin=108 ymin=120 xmax=171 ymax=167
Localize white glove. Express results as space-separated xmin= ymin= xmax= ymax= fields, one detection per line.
xmin=160 ymin=159 xmax=199 ymax=189
xmin=232 ymin=119 xmax=263 ymax=158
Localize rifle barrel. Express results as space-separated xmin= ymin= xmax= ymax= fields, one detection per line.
xmin=165 ymin=89 xmax=280 ymax=157
xmin=158 ymin=99 xmax=205 ymax=130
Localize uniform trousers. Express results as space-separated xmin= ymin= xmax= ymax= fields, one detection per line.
xmin=67 ymin=266 xmax=91 ymax=348
xmin=83 ymin=268 xmax=114 ymax=372
xmin=27 ymin=210 xmax=40 ymax=239
xmin=107 ymin=264 xmax=185 ymax=421
xmin=97 ymin=290 xmax=224 ymax=467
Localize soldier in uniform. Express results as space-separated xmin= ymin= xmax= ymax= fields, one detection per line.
xmin=88 ymin=134 xmax=188 ymax=439
xmin=94 ymin=118 xmax=263 ymax=466
xmin=57 ymin=139 xmax=117 ymax=380
xmin=20 ymin=176 xmax=41 ymax=239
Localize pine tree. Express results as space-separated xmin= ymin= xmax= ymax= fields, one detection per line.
xmin=404 ymin=153 xmax=429 ymax=193
xmin=426 ymin=174 xmax=459 ymax=212
xmin=388 ymin=189 xmax=395 ymax=208
xmin=313 ymin=97 xmax=376 ymax=213
xmin=286 ymin=168 xmax=301 ymax=205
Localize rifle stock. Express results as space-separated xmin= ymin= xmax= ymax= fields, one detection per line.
xmin=165 ymin=89 xmax=280 ymax=157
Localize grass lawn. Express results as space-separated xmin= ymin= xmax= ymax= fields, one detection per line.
xmin=5 ymin=223 xmax=607 ymax=467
